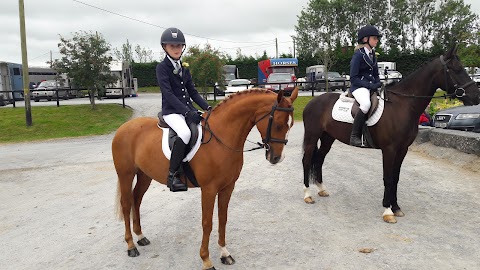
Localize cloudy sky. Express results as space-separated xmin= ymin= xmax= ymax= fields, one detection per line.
xmin=1 ymin=0 xmax=479 ymax=67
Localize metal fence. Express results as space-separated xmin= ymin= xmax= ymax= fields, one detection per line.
xmin=0 ymin=87 xmax=131 ymax=108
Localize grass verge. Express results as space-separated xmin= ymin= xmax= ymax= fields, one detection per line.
xmin=0 ymin=104 xmax=133 ymax=144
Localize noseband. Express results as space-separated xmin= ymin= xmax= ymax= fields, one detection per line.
xmin=202 ymin=101 xmax=294 ymax=153
xmin=253 ymin=101 xmax=294 ymax=151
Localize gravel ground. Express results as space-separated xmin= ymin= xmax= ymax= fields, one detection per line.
xmin=1 ymin=93 xmax=479 ymax=270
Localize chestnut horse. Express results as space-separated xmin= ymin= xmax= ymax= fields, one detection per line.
xmin=112 ymin=88 xmax=298 ymax=269
xmin=302 ymin=46 xmax=480 ymax=223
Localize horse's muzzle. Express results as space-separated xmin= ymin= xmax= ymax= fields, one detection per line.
xmin=266 ymin=150 xmax=284 ymax=164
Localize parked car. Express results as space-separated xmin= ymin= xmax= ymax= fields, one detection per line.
xmin=433 ymin=104 xmax=480 ymax=133
xmin=315 ymin=71 xmax=347 ymax=91
xmin=380 ymin=70 xmax=402 ymax=85
xmin=213 ymin=82 xmax=225 ymax=96
xmin=32 ymin=80 xmax=56 ymax=101
xmin=31 ymin=80 xmax=69 ymax=102
xmin=225 ymin=79 xmax=252 ymax=94
xmin=265 ymin=73 xmax=295 ymax=96
xmin=471 ymin=73 xmax=480 ymax=86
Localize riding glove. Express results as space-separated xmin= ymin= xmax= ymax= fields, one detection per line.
xmin=185 ymin=110 xmax=203 ymax=125
xmin=370 ymin=82 xmax=382 ymax=90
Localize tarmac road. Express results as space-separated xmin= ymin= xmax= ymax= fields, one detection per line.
xmin=1 ymin=93 xmax=479 ymax=270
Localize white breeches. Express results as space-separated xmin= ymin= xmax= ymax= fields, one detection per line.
xmin=163 ymin=113 xmax=191 ymax=144
xmin=352 ymin=87 xmax=371 ymax=114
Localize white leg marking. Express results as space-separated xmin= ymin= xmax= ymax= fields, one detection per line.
xmin=383 ymin=207 xmax=394 ymax=217
xmin=219 ymin=245 xmax=230 ymax=257
xmin=303 ymin=186 xmax=312 ymax=199
xmin=137 ymin=233 xmax=144 ymax=240
xmin=315 ymin=182 xmax=326 ymax=192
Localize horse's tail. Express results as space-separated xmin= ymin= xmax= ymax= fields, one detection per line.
xmin=302 ymin=138 xmax=321 ymax=185
xmin=115 ymin=180 xmax=123 ymax=221
xmin=309 ymin=145 xmax=322 ymax=185
xmin=114 ymin=178 xmax=136 ymax=221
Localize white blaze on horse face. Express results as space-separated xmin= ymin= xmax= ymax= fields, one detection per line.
xmin=278 ymin=151 xmax=285 ymax=163
xmin=283 ymin=114 xmax=293 ymax=141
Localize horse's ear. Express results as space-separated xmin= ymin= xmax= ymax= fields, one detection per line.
xmin=445 ymin=44 xmax=458 ymax=59
xmin=288 ymin=87 xmax=299 ymax=103
xmin=277 ymin=90 xmax=285 ymax=102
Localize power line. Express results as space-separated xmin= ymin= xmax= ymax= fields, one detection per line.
xmin=72 ymin=0 xmax=276 ymax=44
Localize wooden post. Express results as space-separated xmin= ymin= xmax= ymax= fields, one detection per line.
xmin=19 ymin=0 xmax=32 ymax=126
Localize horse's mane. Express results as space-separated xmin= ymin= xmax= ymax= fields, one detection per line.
xmin=390 ymin=56 xmax=439 ymax=91
xmin=213 ymin=88 xmax=276 ymax=111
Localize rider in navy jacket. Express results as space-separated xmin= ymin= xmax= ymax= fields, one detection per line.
xmin=156 ymin=57 xmax=209 ymax=116
xmin=156 ymin=27 xmax=210 ymax=192
xmin=349 ymin=25 xmax=382 ymax=147
xmin=350 ymin=48 xmax=381 ymax=92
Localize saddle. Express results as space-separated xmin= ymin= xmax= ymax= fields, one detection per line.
xmin=157 ymin=112 xmax=201 ymax=187
xmin=157 ymin=112 xmax=200 ymax=152
xmin=346 ymin=90 xmax=380 ymax=119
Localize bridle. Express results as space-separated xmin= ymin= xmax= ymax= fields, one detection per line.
xmin=202 ymin=101 xmax=294 ymax=153
xmin=253 ymin=101 xmax=294 ymax=152
xmin=386 ymin=55 xmax=475 ymax=99
xmin=439 ymin=55 xmax=475 ymax=98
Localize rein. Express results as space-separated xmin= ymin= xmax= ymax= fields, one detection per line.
xmin=386 ymin=55 xmax=475 ymax=99
xmin=201 ymin=101 xmax=293 ymax=153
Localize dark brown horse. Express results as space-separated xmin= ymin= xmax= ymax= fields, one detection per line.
xmin=112 ymin=88 xmax=298 ymax=269
xmin=302 ymin=46 xmax=480 ymax=223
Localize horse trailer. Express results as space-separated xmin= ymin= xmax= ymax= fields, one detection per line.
xmin=105 ymin=61 xmax=136 ymax=98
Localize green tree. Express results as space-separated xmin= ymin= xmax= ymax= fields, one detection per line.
xmin=135 ymin=44 xmax=155 ymax=63
xmin=52 ymin=31 xmax=117 ymax=109
xmin=183 ymin=44 xmax=225 ymax=98
xmin=430 ymin=0 xmax=478 ymax=54
xmin=114 ymin=39 xmax=133 ymax=63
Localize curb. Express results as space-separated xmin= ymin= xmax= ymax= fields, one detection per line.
xmin=416 ymin=126 xmax=480 ymax=156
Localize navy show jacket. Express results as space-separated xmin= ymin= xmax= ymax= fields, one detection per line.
xmin=349 ymin=47 xmax=380 ymax=92
xmin=156 ymin=57 xmax=209 ymax=116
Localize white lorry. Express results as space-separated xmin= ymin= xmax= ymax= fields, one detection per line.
xmin=105 ymin=61 xmax=136 ymax=98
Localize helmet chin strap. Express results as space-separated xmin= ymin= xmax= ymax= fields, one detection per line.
xmin=367 ymin=37 xmax=375 ymax=50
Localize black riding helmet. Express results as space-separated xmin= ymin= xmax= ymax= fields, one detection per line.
xmin=357 ymin=25 xmax=382 ymax=44
xmin=161 ymin=27 xmax=186 ymax=45
xmin=161 ymin=27 xmax=186 ymax=60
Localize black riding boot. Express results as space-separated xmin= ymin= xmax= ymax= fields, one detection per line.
xmin=167 ymin=138 xmax=188 ymax=192
xmin=350 ymin=111 xmax=367 ymax=147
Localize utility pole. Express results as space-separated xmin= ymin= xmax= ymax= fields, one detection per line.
xmin=19 ymin=0 xmax=32 ymax=126
xmin=293 ymin=39 xmax=296 ymax=58
xmin=275 ymin=38 xmax=278 ymax=58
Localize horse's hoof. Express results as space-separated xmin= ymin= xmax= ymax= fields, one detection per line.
xmin=137 ymin=237 xmax=151 ymax=246
xmin=318 ymin=190 xmax=329 ymax=197
xmin=221 ymin=255 xmax=235 ymax=265
xmin=394 ymin=210 xmax=405 ymax=217
xmin=383 ymin=215 xmax=397 ymax=223
xmin=127 ymin=247 xmax=140 ymax=257
xmin=205 ymin=267 xmax=216 ymax=270
xmin=304 ymin=197 xmax=315 ymax=204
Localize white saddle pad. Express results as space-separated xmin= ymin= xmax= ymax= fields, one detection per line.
xmin=331 ymin=92 xmax=385 ymax=126
xmin=159 ymin=124 xmax=202 ymax=162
